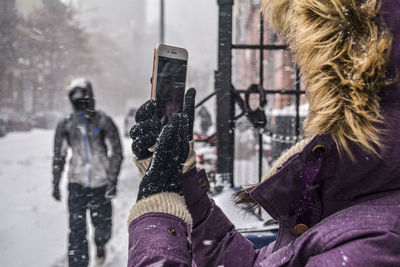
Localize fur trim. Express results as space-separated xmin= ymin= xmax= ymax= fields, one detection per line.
xmin=128 ymin=192 xmax=193 ymax=228
xmin=235 ymin=137 xmax=312 ymax=211
xmin=133 ymin=139 xmax=196 ymax=178
xmin=261 ymin=0 xmax=393 ymax=159
xmin=262 ymin=137 xmax=311 ymax=181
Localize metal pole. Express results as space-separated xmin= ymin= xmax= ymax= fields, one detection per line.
xmin=216 ymin=0 xmax=234 ymax=187
xmin=258 ymin=13 xmax=264 ymax=184
xmin=160 ymin=0 xmax=164 ymax=43
xmin=258 ymin=13 xmax=265 ymax=217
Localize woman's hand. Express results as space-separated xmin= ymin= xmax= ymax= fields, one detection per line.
xmin=129 ymin=99 xmax=161 ymax=160
xmin=131 ymin=88 xmax=196 ymax=200
xmin=136 ymin=112 xmax=190 ymax=200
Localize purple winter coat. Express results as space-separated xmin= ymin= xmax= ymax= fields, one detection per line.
xmin=128 ymin=2 xmax=400 ymax=266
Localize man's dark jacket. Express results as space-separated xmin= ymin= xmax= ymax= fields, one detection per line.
xmin=52 ymin=111 xmax=123 ymax=188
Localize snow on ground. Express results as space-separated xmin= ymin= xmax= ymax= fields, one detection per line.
xmin=213 ymin=188 xmax=267 ymax=230
xmin=0 ymin=119 xmax=263 ymax=267
xmin=0 ymin=127 xmax=138 ymax=267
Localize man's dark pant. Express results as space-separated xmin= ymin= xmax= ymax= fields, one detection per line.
xmin=68 ymin=183 xmax=112 ymax=267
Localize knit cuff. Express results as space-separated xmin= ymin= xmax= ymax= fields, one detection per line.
xmin=133 ymin=156 xmax=152 ymax=177
xmin=133 ymin=139 xmax=197 ymax=178
xmin=128 ymin=192 xmax=193 ymax=228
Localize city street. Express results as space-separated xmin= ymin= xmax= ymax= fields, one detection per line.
xmin=0 ymin=119 xmax=263 ymax=267
xmin=0 ymin=123 xmax=137 ymax=266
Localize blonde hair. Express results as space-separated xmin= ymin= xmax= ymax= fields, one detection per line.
xmin=261 ymin=0 xmax=393 ymax=159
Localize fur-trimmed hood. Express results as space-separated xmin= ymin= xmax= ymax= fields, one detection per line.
xmin=256 ymin=0 xmax=400 ymax=182
xmin=262 ymin=0 xmax=398 ymax=159
xmin=236 ymin=0 xmax=400 ymax=232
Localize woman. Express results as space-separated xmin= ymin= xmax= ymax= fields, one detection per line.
xmin=128 ymin=0 xmax=400 ymax=266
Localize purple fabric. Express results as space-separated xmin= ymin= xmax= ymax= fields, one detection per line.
xmin=296 ymin=151 xmax=324 ymax=226
xmin=128 ymin=167 xmax=400 ymax=266
xmin=128 ymin=2 xmax=400 ymax=266
xmin=250 ymin=135 xmax=336 ymax=249
xmin=180 ymin=169 xmax=212 ymax=227
xmin=128 ymin=213 xmax=192 ymax=266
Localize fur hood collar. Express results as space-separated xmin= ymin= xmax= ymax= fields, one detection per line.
xmin=262 ymin=0 xmax=399 ymax=159
xmin=236 ymin=0 xmax=400 ymax=216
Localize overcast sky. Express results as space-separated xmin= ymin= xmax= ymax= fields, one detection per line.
xmin=71 ymin=0 xmax=219 ymax=106
xmin=65 ymin=0 xmax=218 ymax=68
xmin=16 ymin=0 xmax=219 ymax=113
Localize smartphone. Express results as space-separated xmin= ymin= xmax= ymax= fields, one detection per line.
xmin=151 ymin=44 xmax=188 ymax=125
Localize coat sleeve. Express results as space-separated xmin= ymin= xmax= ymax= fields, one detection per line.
xmin=305 ymin=230 xmax=400 ymax=267
xmin=103 ymin=115 xmax=123 ymax=183
xmin=127 ymin=169 xmax=262 ymax=267
xmin=52 ymin=119 xmax=68 ymax=186
xmin=128 ymin=213 xmax=192 ymax=267
xmin=181 ymin=169 xmax=260 ymax=267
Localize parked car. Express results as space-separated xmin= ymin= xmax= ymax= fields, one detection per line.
xmin=0 ymin=113 xmax=32 ymax=132
xmin=124 ymin=108 xmax=137 ymax=137
xmin=0 ymin=118 xmax=6 ymax=137
xmin=31 ymin=111 xmax=62 ymax=129
xmin=0 ymin=114 xmax=11 ymax=132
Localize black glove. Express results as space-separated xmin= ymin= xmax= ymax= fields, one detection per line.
xmin=52 ymin=184 xmax=61 ymax=201
xmin=183 ymin=88 xmax=195 ymax=140
xmin=105 ymin=182 xmax=117 ymax=199
xmin=129 ymin=99 xmax=161 ymax=160
xmin=137 ymin=113 xmax=190 ymax=200
xmin=130 ymin=89 xmax=196 ymax=160
xmin=136 ymin=88 xmax=196 ymax=201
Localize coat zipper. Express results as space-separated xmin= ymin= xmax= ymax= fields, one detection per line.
xmin=79 ymin=112 xmax=92 ymax=188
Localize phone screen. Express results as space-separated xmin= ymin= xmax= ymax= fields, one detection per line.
xmin=155 ymin=56 xmax=187 ymax=125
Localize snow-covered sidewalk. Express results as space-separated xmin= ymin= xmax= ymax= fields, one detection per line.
xmin=0 ymin=126 xmax=263 ymax=267
xmin=0 ymin=128 xmax=138 ymax=266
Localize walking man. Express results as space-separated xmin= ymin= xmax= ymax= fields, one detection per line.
xmin=52 ymin=78 xmax=123 ymax=266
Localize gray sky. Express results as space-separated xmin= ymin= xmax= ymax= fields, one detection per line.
xmin=16 ymin=0 xmax=219 ymax=114
xmin=72 ymin=0 xmax=218 ymax=111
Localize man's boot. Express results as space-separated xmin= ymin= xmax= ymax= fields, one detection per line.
xmin=96 ymin=246 xmax=106 ymax=265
